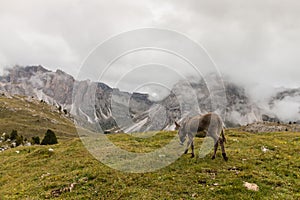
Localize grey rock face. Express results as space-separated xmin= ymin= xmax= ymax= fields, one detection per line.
xmin=261 ymin=114 xmax=280 ymax=123
xmin=0 ymin=65 xmax=74 ymax=106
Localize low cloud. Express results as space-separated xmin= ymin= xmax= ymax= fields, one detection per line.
xmin=0 ymin=0 xmax=299 ymax=105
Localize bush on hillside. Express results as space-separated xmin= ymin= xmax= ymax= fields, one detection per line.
xmin=41 ymin=129 xmax=58 ymax=145
xmin=32 ymin=136 xmax=40 ymax=145
xmin=63 ymin=109 xmax=68 ymax=115
xmin=15 ymin=135 xmax=23 ymax=146
xmin=4 ymin=133 xmax=9 ymax=141
xmin=10 ymin=130 xmax=18 ymax=140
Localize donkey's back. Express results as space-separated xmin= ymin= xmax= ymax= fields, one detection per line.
xmin=186 ymin=113 xmax=223 ymax=137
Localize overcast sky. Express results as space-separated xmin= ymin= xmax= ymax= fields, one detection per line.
xmin=1 ymin=0 xmax=300 ymax=101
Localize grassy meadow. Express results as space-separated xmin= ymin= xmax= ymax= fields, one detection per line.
xmin=1 ymin=130 xmax=299 ymax=199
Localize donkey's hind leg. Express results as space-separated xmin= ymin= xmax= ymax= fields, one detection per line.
xmin=211 ymin=140 xmax=219 ymax=160
xmin=220 ymin=138 xmax=228 ymax=161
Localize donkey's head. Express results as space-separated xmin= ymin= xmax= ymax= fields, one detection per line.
xmin=175 ymin=121 xmax=186 ymax=145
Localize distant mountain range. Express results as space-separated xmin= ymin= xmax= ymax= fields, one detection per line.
xmin=0 ymin=65 xmax=299 ymax=132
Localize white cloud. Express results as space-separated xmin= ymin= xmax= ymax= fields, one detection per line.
xmin=0 ymin=0 xmax=299 ymax=98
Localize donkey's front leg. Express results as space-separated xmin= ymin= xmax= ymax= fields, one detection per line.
xmin=184 ymin=135 xmax=195 ymax=158
xmin=184 ymin=139 xmax=192 ymax=154
xmin=211 ymin=140 xmax=219 ymax=160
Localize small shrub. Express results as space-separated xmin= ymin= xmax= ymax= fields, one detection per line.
xmin=15 ymin=135 xmax=23 ymax=146
xmin=58 ymin=105 xmax=62 ymax=112
xmin=10 ymin=130 xmax=18 ymax=140
xmin=4 ymin=133 xmax=9 ymax=141
xmin=32 ymin=136 xmax=40 ymax=145
xmin=41 ymin=129 xmax=58 ymax=145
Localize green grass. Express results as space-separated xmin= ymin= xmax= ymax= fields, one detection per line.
xmin=0 ymin=95 xmax=76 ymax=140
xmin=1 ymin=130 xmax=299 ymax=199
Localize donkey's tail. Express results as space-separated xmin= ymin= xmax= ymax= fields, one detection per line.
xmin=221 ymin=128 xmax=226 ymax=143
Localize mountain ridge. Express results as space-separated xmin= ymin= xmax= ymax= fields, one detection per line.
xmin=0 ymin=65 xmax=299 ymax=132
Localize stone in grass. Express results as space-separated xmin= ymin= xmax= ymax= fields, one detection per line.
xmin=243 ymin=181 xmax=259 ymax=191
xmin=261 ymin=146 xmax=269 ymax=153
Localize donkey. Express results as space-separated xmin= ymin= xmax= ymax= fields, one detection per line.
xmin=175 ymin=113 xmax=228 ymax=161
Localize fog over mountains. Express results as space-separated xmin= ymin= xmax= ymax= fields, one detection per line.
xmin=0 ymin=65 xmax=299 ymax=132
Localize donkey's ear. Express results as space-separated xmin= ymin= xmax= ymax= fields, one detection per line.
xmin=174 ymin=121 xmax=181 ymax=130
